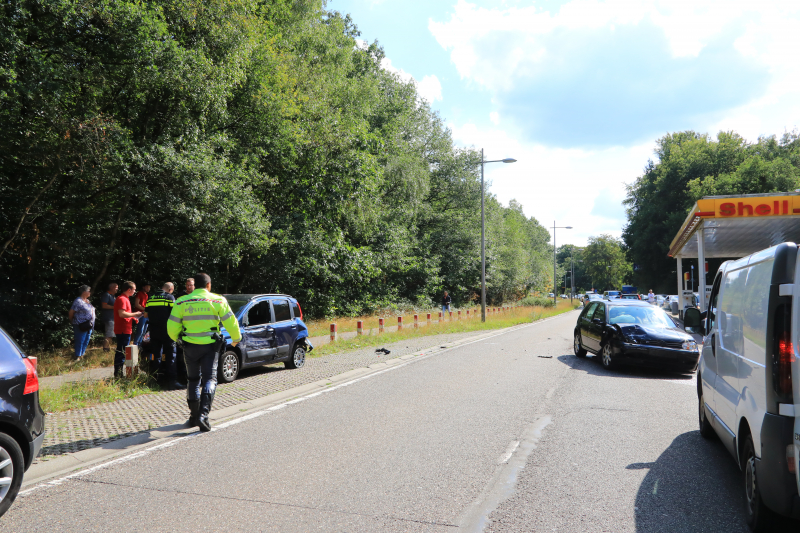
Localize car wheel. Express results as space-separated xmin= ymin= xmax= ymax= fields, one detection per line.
xmin=0 ymin=432 xmax=24 ymax=518
xmin=217 ymin=350 xmax=240 ymax=383
xmin=743 ymin=434 xmax=775 ymax=531
xmin=574 ymin=334 xmax=587 ymax=358
xmin=600 ymin=342 xmax=615 ymax=369
xmin=285 ymin=342 xmax=306 ymax=369
xmin=698 ymin=381 xmax=715 ymax=439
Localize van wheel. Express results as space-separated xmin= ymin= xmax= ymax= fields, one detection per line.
xmin=600 ymin=343 xmax=615 ymax=369
xmin=574 ymin=334 xmax=587 ymax=357
xmin=285 ymin=343 xmax=306 ymax=369
xmin=0 ymin=432 xmax=24 ymax=518
xmin=743 ymin=435 xmax=775 ymax=531
xmin=697 ymin=384 xmax=714 ymax=439
xmin=217 ymin=351 xmax=240 ymax=383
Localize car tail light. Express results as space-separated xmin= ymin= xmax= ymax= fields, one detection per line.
xmin=773 ymin=304 xmax=794 ymax=402
xmin=22 ymin=357 xmax=39 ymax=395
xmin=787 ymin=445 xmax=796 ymax=474
xmin=296 ymin=302 xmax=303 ymax=320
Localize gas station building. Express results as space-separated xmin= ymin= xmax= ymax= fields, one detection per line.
xmin=668 ymin=192 xmax=800 ymax=312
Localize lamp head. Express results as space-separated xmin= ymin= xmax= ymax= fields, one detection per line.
xmin=502 ymin=158 xmax=517 ymax=163
xmin=565 ymin=226 xmax=573 ymax=229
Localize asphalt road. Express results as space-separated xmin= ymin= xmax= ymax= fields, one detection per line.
xmin=4 ymin=310 xmax=799 ymax=532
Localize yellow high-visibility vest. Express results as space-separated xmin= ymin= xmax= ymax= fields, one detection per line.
xmin=167 ymin=289 xmax=242 ymax=345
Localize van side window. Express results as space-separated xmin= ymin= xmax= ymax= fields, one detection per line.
xmin=741 ymin=259 xmax=773 ymax=354
xmin=718 ymin=268 xmax=747 ymax=355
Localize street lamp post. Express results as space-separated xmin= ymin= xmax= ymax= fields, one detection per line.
xmin=480 ymin=149 xmax=516 ymax=322
xmin=552 ymin=222 xmax=573 ymax=306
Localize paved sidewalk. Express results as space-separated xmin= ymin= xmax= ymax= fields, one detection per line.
xmin=36 ymin=330 xmax=491 ymax=463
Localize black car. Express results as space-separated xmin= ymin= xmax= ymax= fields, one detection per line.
xmin=0 ymin=326 xmax=45 ymax=516
xmin=573 ymin=300 xmax=700 ymax=372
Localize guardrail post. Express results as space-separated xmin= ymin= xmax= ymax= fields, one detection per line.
xmin=449 ymin=311 xmax=453 ymax=320
xmin=426 ymin=313 xmax=431 ymax=324
xmin=414 ymin=314 xmax=419 ymax=328
xmin=457 ymin=310 xmax=461 ymax=320
xmin=357 ymin=320 xmax=363 ymax=335
xmin=466 ymin=310 xmax=470 ymax=318
xmin=330 ymin=323 xmax=337 ymax=342
xmin=379 ymin=318 xmax=384 ymax=333
xmin=124 ymin=344 xmax=139 ymax=378
xmin=397 ymin=316 xmax=403 ymax=330
xmin=438 ymin=312 xmax=442 ymax=323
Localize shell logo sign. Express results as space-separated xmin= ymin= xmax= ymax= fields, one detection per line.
xmin=694 ymin=196 xmax=800 ymax=218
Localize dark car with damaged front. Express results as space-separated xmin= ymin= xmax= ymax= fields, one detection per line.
xmin=573 ymin=300 xmax=700 ymax=372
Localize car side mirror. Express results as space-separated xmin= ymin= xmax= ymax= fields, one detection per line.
xmin=683 ymin=307 xmax=702 ymax=329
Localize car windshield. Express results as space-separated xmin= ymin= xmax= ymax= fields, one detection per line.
xmin=226 ymin=298 xmax=250 ymax=317
xmin=607 ymin=305 xmax=674 ymax=327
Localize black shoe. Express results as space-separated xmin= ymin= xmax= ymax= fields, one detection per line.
xmin=161 ymin=380 xmax=186 ymax=391
xmin=198 ymin=391 xmax=215 ymax=432
xmin=114 ymin=365 xmax=124 ymax=379
xmin=186 ymin=400 xmax=200 ymax=428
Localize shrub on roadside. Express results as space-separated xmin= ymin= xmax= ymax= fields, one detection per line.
xmin=518 ymin=296 xmax=556 ymax=308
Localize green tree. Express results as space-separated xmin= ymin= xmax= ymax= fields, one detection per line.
xmin=583 ymin=235 xmax=631 ymax=292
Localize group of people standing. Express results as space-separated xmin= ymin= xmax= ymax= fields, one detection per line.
xmin=68 ymin=277 xmax=199 ymax=389
xmin=67 ymin=273 xmax=242 ymax=431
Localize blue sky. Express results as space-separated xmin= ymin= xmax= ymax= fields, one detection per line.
xmin=329 ymin=0 xmax=800 ymax=247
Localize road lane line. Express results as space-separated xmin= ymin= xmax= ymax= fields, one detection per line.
xmin=497 ymin=441 xmax=520 ymax=464
xmin=459 ymin=416 xmax=553 ymax=533
xmin=21 ymin=310 xmax=579 ymax=497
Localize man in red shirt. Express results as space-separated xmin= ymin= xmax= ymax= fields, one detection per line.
xmin=133 ymin=282 xmax=150 ymax=345
xmin=114 ymin=281 xmax=143 ymax=377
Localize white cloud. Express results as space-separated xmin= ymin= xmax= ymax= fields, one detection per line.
xmin=380 ymin=57 xmax=415 ymax=84
xmin=429 ymin=0 xmax=800 ymax=147
xmin=449 ymin=120 xmax=652 ymax=247
xmin=417 ymin=74 xmax=443 ymax=103
xmin=489 ymin=111 xmax=500 ymax=125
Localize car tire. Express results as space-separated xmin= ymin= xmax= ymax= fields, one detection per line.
xmin=217 ymin=350 xmax=240 ymax=383
xmin=574 ymin=334 xmax=587 ymax=358
xmin=697 ymin=380 xmax=715 ymax=439
xmin=600 ymin=342 xmax=615 ymax=370
xmin=743 ymin=434 xmax=776 ymax=532
xmin=0 ymin=432 xmax=24 ymax=518
xmin=285 ymin=342 xmax=306 ymax=369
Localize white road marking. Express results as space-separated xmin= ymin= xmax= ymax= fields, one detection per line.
xmin=459 ymin=416 xmax=553 ymax=533
xmin=497 ymin=441 xmax=520 ymax=464
xmin=21 ymin=311 xmax=577 ymax=497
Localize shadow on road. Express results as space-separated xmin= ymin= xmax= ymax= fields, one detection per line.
xmin=630 ymin=431 xmax=799 ymax=532
xmin=556 ymin=353 xmax=694 ymax=382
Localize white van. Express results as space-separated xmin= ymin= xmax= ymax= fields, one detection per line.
xmin=685 ymin=242 xmax=800 ymax=530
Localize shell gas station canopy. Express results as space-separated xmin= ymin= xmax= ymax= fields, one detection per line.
xmin=668 ymin=192 xmax=800 ymax=311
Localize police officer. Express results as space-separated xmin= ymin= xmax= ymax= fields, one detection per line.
xmin=144 ymin=282 xmax=185 ymax=390
xmin=167 ymin=273 xmax=241 ymax=432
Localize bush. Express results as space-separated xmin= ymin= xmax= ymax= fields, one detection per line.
xmin=518 ymin=296 xmax=556 ymax=308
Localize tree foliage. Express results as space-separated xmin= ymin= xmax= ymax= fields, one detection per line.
xmin=582 ymin=235 xmax=631 ymax=292
xmin=623 ymin=131 xmax=800 ymax=293
xmin=0 ymin=0 xmax=552 ymax=347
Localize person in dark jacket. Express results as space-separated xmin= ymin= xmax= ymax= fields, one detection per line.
xmin=442 ymin=290 xmax=452 ymax=315
xmin=144 ymin=282 xmax=185 ymax=390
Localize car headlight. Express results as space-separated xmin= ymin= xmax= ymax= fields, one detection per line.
xmin=682 ymin=340 xmax=698 ymax=351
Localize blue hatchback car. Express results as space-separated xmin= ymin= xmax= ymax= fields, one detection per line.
xmin=218 ymin=294 xmax=313 ymax=383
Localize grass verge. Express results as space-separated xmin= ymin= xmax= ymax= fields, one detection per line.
xmin=309 ymin=300 xmax=579 ymax=358
xmin=39 ymin=374 xmax=162 ymax=413
xmin=34 ymin=343 xmax=114 ymax=378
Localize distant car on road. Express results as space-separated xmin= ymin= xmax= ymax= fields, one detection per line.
xmin=603 ymin=290 xmax=621 ymax=300
xmin=0 ymin=326 xmax=45 ymax=517
xmin=219 ymin=294 xmax=314 ymax=383
xmin=573 ymin=300 xmax=699 ymax=372
xmin=618 ymin=294 xmax=641 ymax=300
xmin=548 ymin=293 xmax=555 ymax=298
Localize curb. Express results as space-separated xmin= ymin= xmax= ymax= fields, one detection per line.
xmin=22 ymin=309 xmax=578 ymax=489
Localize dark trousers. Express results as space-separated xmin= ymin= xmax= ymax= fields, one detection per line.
xmin=147 ymin=336 xmax=177 ymax=380
xmin=114 ymin=333 xmax=131 ymax=373
xmin=183 ymin=342 xmax=219 ymax=402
